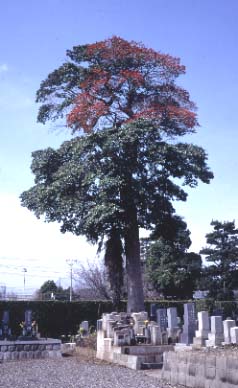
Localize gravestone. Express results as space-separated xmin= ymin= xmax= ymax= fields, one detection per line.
xmin=156 ymin=308 xmax=167 ymax=332
xmin=167 ymin=307 xmax=178 ymax=330
xmin=106 ymin=320 xmax=115 ymax=338
xmin=167 ymin=307 xmax=179 ymax=343
xmin=180 ymin=303 xmax=196 ymax=345
xmin=80 ymin=320 xmax=89 ymax=335
xmin=21 ymin=310 xmax=35 ymax=337
xmin=0 ymin=311 xmax=11 ymax=339
xmin=114 ymin=327 xmax=131 ymax=346
xmin=193 ymin=311 xmax=210 ymax=347
xmin=156 ymin=308 xmax=168 ymax=344
xmin=150 ymin=304 xmax=157 ymax=320
xmin=131 ymin=312 xmax=148 ymax=335
xmin=230 ymin=327 xmax=238 ymax=344
xmin=150 ymin=325 xmax=161 ymax=345
xmin=223 ymin=319 xmax=236 ymax=344
xmin=97 ymin=319 xmax=103 ymax=331
xmin=206 ymin=316 xmax=224 ymax=346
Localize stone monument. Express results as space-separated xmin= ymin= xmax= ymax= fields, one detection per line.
xmin=180 ymin=303 xmax=196 ymax=345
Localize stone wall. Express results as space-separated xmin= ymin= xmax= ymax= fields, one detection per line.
xmin=0 ymin=339 xmax=62 ymax=362
xmin=162 ymin=349 xmax=238 ymax=388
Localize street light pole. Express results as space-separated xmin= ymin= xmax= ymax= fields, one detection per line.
xmin=66 ymin=259 xmax=76 ymax=302
xmin=23 ymin=268 xmax=27 ymax=296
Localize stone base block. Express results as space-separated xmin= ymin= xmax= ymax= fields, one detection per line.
xmin=0 ymin=339 xmax=62 ymax=362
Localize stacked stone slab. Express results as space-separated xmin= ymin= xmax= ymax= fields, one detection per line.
xmin=0 ymin=339 xmax=61 ymax=362
xmin=180 ymin=303 xmax=196 ymax=345
xmin=162 ymin=349 xmax=238 ymax=388
xmin=96 ymin=311 xmax=174 ymax=369
xmin=206 ymin=316 xmax=224 ymax=346
xmin=193 ymin=311 xmax=210 ymax=347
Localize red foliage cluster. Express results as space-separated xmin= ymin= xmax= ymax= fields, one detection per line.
xmin=67 ymin=93 xmax=109 ymax=132
xmin=130 ymin=105 xmax=197 ymax=129
xmin=86 ymin=36 xmax=185 ymax=76
xmin=66 ymin=36 xmax=196 ymax=133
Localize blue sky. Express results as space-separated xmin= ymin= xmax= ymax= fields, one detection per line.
xmin=0 ymin=0 xmax=237 ymax=293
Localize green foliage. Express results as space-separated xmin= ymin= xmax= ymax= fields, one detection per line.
xmin=147 ymin=240 xmax=201 ymax=299
xmin=200 ymin=220 xmax=238 ymax=299
xmin=39 ymin=280 xmax=58 ymax=294
xmin=38 ymin=280 xmax=74 ymax=301
xmin=21 ymin=124 xmax=213 ymax=243
xmin=146 ymin=216 xmax=202 ymax=299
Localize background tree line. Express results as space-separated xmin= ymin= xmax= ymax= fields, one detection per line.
xmin=37 ymin=219 xmax=238 ymax=303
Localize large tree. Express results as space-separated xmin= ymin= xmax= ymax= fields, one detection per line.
xmin=200 ymin=220 xmax=238 ymax=300
xmin=21 ymin=37 xmax=213 ymax=312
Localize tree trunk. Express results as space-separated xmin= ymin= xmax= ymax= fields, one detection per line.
xmin=125 ymin=219 xmax=145 ymax=313
xmin=120 ymin=140 xmax=145 ymax=312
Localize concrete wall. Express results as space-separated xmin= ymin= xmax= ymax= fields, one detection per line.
xmin=162 ymin=350 xmax=238 ymax=388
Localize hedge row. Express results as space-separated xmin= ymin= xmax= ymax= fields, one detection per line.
xmin=0 ymin=300 xmax=121 ymax=338
xmin=1 ymin=299 xmax=237 ymax=339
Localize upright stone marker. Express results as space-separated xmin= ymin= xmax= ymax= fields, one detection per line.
xmin=223 ymin=319 xmax=236 ymax=344
xmin=80 ymin=321 xmax=89 ymax=335
xmin=0 ymin=311 xmax=10 ymax=339
xmin=180 ymin=303 xmax=196 ymax=345
xmin=230 ymin=326 xmax=238 ymax=344
xmin=156 ymin=308 xmax=168 ymax=344
xmin=167 ymin=307 xmax=178 ymax=329
xmin=206 ymin=316 xmax=224 ymax=346
xmin=150 ymin=304 xmax=157 ymax=320
xmin=25 ymin=310 xmax=32 ymax=325
xmin=97 ymin=319 xmax=103 ymax=331
xmin=2 ymin=311 xmax=9 ymax=325
xmin=167 ymin=307 xmax=179 ymax=343
xmin=156 ymin=308 xmax=167 ymax=332
xmin=132 ymin=312 xmax=148 ymax=335
xmin=193 ymin=311 xmax=210 ymax=346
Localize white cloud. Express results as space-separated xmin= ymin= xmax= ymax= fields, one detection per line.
xmin=0 ymin=63 xmax=8 ymax=72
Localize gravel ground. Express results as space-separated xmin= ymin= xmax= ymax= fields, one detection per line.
xmin=0 ymin=358 xmax=183 ymax=388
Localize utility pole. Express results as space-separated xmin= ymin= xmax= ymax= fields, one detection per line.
xmin=23 ymin=268 xmax=27 ymax=297
xmin=66 ymin=259 xmax=77 ymax=302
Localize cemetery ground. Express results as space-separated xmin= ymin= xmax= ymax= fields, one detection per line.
xmin=0 ymin=351 xmax=184 ymax=388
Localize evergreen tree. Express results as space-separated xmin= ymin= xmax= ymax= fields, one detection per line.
xmin=20 ymin=37 xmax=213 ymax=312
xmin=146 ymin=216 xmax=201 ymax=298
xmin=200 ymin=220 xmax=238 ymax=299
